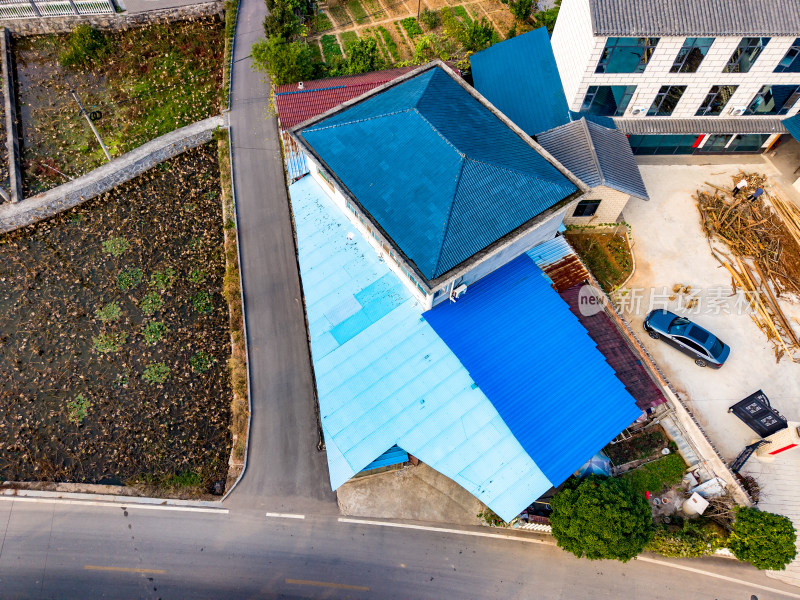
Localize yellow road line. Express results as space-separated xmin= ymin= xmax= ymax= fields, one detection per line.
xmin=84 ymin=565 xmax=166 ymax=575
xmin=285 ymin=578 xmax=369 ymax=591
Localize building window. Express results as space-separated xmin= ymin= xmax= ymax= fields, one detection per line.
xmin=416 ymin=283 xmax=427 ymax=295
xmin=572 ymin=199 xmax=601 ymax=217
xmin=745 ymin=85 xmax=800 ymax=116
xmin=670 ymin=37 xmax=714 ymax=73
xmin=723 ymin=37 xmax=769 ymax=73
xmin=727 ymin=134 xmax=771 ymax=152
xmin=628 ymin=134 xmax=701 ymax=155
xmin=581 ymin=85 xmax=636 ymax=116
xmin=695 ymin=85 xmax=738 ymax=116
xmin=595 ymin=37 xmax=660 ymax=73
xmin=697 ymin=134 xmax=731 ymax=153
xmin=647 ymin=86 xmax=687 ymax=116
xmin=775 ymin=38 xmax=800 ymax=73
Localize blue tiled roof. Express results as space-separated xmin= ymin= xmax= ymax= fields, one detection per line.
xmin=783 ymin=113 xmax=800 ymax=144
xmin=424 ymin=254 xmax=642 ymax=486
xmin=299 ymin=67 xmax=578 ymax=280
xmin=471 ymin=28 xmax=571 ymax=136
xmin=290 ymin=174 xmax=554 ymax=522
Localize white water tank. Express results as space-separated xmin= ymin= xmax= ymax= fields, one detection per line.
xmin=683 ymin=492 xmax=709 ymax=516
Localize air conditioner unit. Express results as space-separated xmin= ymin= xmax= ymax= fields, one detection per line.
xmin=630 ymin=106 xmax=647 ymax=116
xmin=730 ymin=106 xmax=746 ymax=116
xmin=451 ymin=283 xmax=468 ymax=300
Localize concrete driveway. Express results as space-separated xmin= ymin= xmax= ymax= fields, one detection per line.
xmin=622 ymin=157 xmax=800 ymax=586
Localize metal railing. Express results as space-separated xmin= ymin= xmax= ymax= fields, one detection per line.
xmin=0 ymin=0 xmax=113 ymax=19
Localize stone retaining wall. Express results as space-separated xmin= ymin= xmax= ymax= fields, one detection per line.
xmin=0 ymin=114 xmax=223 ymax=233
xmin=1 ymin=1 xmax=222 ymax=35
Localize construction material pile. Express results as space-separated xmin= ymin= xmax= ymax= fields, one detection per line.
xmin=695 ymin=172 xmax=800 ymax=361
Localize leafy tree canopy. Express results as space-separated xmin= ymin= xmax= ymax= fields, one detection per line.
xmin=251 ymin=37 xmax=315 ymax=85
xmin=550 ymin=476 xmax=654 ymax=562
xmin=729 ymin=507 xmax=797 ymax=570
xmin=342 ymin=38 xmax=384 ymax=75
xmin=509 ymin=0 xmax=533 ymax=22
xmin=263 ymin=0 xmax=304 ymax=41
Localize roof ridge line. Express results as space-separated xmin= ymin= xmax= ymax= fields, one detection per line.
xmin=305 ymin=108 xmax=415 ymax=132
xmin=414 ymin=67 xmax=440 ymax=110
xmin=580 ymin=118 xmax=605 ymax=187
xmin=431 ymin=156 xmax=468 ymax=278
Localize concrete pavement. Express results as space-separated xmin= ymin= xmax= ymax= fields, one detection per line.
xmin=1 ymin=498 xmax=798 ymax=599
xmin=224 ymin=0 xmax=337 ymax=513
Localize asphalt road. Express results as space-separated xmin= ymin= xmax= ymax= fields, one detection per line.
xmin=1 ymin=498 xmax=798 ymax=600
xmin=225 ymin=0 xmax=337 ymax=513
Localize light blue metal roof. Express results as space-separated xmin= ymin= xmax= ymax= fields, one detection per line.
xmin=423 ymin=254 xmax=642 ymax=486
xmin=290 ymin=174 xmax=553 ymax=521
xmin=471 ymin=28 xmax=571 ymax=136
xmin=298 ymin=66 xmax=578 ymax=281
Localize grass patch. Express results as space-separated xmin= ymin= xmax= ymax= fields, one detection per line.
xmin=346 ymin=0 xmax=369 ymax=23
xmin=394 ymin=21 xmax=413 ymax=49
xmin=340 ymin=30 xmax=360 ymax=52
xmin=95 ymin=301 xmax=122 ymax=323
xmin=321 ymin=34 xmax=343 ymax=62
xmin=103 ymin=236 xmax=130 ymax=257
xmin=452 ymin=4 xmax=472 ymax=23
xmin=17 ymin=18 xmax=224 ymax=195
xmin=222 ymin=0 xmax=239 ymax=108
xmin=149 ymin=267 xmax=177 ymax=291
xmin=622 ymin=453 xmax=687 ymax=496
xmin=67 ymin=394 xmax=92 ymax=425
xmin=141 ymin=321 xmax=167 ymax=345
xmin=401 ymin=17 xmax=423 ymax=37
xmin=92 ymin=331 xmax=127 ymax=354
xmin=565 ymin=231 xmax=633 ymax=292
xmin=190 ymin=350 xmax=214 ymax=373
xmin=142 ymin=362 xmax=170 ymax=384
xmin=192 ymin=290 xmax=214 ymax=315
xmin=188 ymin=268 xmax=207 ymax=285
xmin=139 ymin=291 xmax=163 ymax=316
xmin=361 ymin=0 xmax=385 ymax=19
xmin=378 ymin=26 xmax=400 ymax=61
xmin=328 ymin=3 xmax=350 ymax=25
xmin=313 ymin=11 xmax=333 ymax=32
xmin=308 ymin=40 xmax=324 ymax=63
xmin=117 ymin=267 xmax=143 ymax=291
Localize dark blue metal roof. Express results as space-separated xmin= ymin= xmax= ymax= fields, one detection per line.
xmin=471 ymin=28 xmax=571 ymax=136
xmin=299 ymin=67 xmax=578 ymax=280
xmin=360 ymin=445 xmax=409 ymax=472
xmin=783 ymin=113 xmax=800 ymax=144
xmin=423 ymin=254 xmax=642 ymax=486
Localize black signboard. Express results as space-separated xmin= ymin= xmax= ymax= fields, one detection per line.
xmin=728 ymin=390 xmax=788 ymax=438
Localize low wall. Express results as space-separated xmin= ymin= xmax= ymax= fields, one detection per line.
xmin=0 ymin=114 xmax=223 ymax=233
xmin=1 ymin=28 xmax=21 ymax=202
xmin=0 ymin=1 xmax=222 ymax=35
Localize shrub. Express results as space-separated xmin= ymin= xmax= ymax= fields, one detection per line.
xmin=141 ymin=321 xmax=167 ymax=345
xmin=313 ymin=12 xmax=333 ymax=32
xmin=59 ymin=25 xmax=109 ymax=68
xmin=67 ymin=393 xmax=92 ymax=425
xmin=95 ymin=301 xmax=122 ymax=323
xmin=117 ymin=267 xmax=143 ymax=291
xmin=263 ymin=0 xmax=302 ymax=40
xmin=139 ymin=291 xmax=163 ymax=316
xmin=340 ymin=30 xmax=360 ymax=52
xmin=320 ymin=34 xmax=343 ymax=62
xmin=401 ymin=17 xmax=423 ymax=38
xmin=622 ymin=453 xmax=686 ymax=496
xmin=646 ymin=519 xmax=727 ymax=558
xmin=192 ymin=290 xmax=214 ymax=314
xmin=142 ymin=362 xmax=170 ymax=384
xmin=103 ymin=236 xmax=129 ymax=257
xmin=92 ymin=331 xmax=127 ymax=354
xmin=419 ymin=8 xmax=441 ymax=29
xmin=532 ymin=2 xmax=560 ymax=33
xmin=729 ymin=507 xmax=797 ymax=570
xmin=550 ymin=476 xmax=653 ymax=562
xmin=190 ymin=351 xmax=214 ymax=373
xmin=378 ymin=26 xmax=400 ymax=61
xmin=343 ymin=37 xmax=383 ymax=74
xmin=509 ymin=0 xmax=533 ymax=21
xmin=252 ymin=37 xmax=315 ymax=85
xmin=149 ymin=267 xmax=176 ymax=291
xmin=477 ymin=508 xmax=506 ymax=527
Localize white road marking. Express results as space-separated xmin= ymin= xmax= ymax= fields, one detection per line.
xmin=0 ymin=496 xmax=228 ymax=514
xmin=265 ymin=512 xmax=305 ymax=519
xmin=339 ymin=518 xmax=800 ymax=599
xmin=636 ymin=556 xmax=800 ymax=599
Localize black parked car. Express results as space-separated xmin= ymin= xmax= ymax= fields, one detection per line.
xmin=643 ymin=310 xmax=730 ymax=368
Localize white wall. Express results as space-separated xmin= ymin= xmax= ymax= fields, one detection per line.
xmin=551 ymin=0 xmax=596 ymax=106
xmin=562 ymin=186 xmax=632 ymax=226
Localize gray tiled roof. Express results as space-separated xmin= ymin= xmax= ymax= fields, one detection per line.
xmin=590 ymin=0 xmax=800 ymax=36
xmin=613 ymin=117 xmax=787 ymax=135
xmin=538 ymin=118 xmax=649 ymax=201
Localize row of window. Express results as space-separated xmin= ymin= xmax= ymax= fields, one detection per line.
xmin=596 ymin=36 xmax=800 ymax=75
xmin=627 ymin=133 xmax=772 ymax=155
xmin=581 ymin=84 xmax=800 ymax=117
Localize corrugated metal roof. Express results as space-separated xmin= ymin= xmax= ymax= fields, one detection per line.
xmin=528 ymin=236 xmax=590 ymax=292
xmin=299 ymin=67 xmax=578 ymax=280
xmin=291 ymin=174 xmax=554 ymax=522
xmin=614 ymin=118 xmax=788 ymax=135
xmin=782 ymin=113 xmax=800 ymax=143
xmin=538 ymin=118 xmax=649 ymax=200
xmin=361 ymin=445 xmax=408 ymax=471
xmin=424 ymin=254 xmax=642 ymax=486
xmin=589 ymin=0 xmax=800 ymax=36
xmin=471 ymin=28 xmax=571 ymax=136
xmin=274 ymin=68 xmax=417 ymax=128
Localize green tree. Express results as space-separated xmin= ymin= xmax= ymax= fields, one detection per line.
xmin=343 ymin=37 xmax=383 ymax=74
xmin=462 ymin=17 xmax=495 ymax=52
xmin=509 ymin=0 xmax=533 ymax=21
xmin=252 ymin=37 xmax=315 ymax=85
xmin=550 ymin=476 xmax=653 ymax=562
xmin=263 ymin=0 xmax=303 ymax=40
xmin=532 ymin=0 xmax=561 ymax=33
xmin=729 ymin=507 xmax=797 ymax=570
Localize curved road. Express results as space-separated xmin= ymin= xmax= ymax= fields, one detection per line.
xmin=225 ymin=0 xmax=337 ymax=514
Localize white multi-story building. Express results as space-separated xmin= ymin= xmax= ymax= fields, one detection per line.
xmin=551 ymin=0 xmax=800 ymax=154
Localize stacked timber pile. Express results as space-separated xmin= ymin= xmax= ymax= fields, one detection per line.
xmin=695 ymin=172 xmax=800 ymax=362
